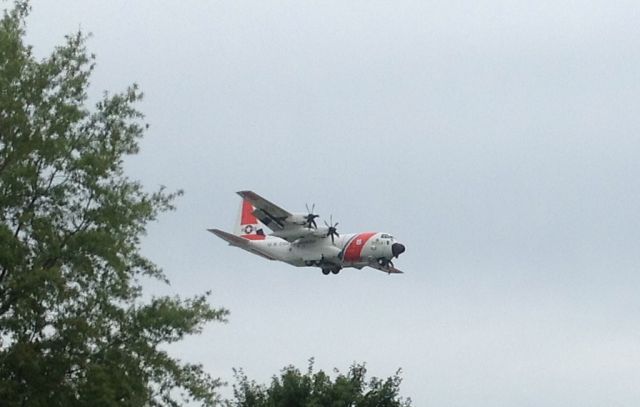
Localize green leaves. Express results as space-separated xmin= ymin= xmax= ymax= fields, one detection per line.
xmin=229 ymin=360 xmax=412 ymax=407
xmin=0 ymin=4 xmax=415 ymax=406
xmin=0 ymin=3 xmax=226 ymax=406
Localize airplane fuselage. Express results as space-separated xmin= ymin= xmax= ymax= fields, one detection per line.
xmin=246 ymin=232 xmax=400 ymax=273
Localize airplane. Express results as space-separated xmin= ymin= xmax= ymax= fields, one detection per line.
xmin=208 ymin=191 xmax=406 ymax=275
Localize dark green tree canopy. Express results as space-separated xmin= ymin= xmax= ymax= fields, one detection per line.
xmin=228 ymin=360 xmax=412 ymax=407
xmin=0 ymin=3 xmax=227 ymax=406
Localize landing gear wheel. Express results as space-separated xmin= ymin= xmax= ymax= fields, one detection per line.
xmin=331 ymin=268 xmax=340 ymax=275
xmin=321 ymin=269 xmax=331 ymax=275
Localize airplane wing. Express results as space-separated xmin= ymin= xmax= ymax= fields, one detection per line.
xmin=207 ymin=229 xmax=276 ymax=260
xmin=368 ymin=261 xmax=404 ymax=274
xmin=236 ymin=191 xmax=293 ymax=232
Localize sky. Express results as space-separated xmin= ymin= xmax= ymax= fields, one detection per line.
xmin=17 ymin=0 xmax=640 ymax=405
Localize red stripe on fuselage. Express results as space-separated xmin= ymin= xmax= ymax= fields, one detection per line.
xmin=241 ymin=234 xmax=266 ymax=240
xmin=343 ymin=232 xmax=377 ymax=262
xmin=240 ymin=199 xmax=258 ymax=225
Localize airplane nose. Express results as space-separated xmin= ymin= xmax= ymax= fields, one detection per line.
xmin=392 ymin=243 xmax=406 ymax=258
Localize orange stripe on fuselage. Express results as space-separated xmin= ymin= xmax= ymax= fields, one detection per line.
xmin=343 ymin=232 xmax=377 ymax=262
xmin=240 ymin=199 xmax=258 ymax=225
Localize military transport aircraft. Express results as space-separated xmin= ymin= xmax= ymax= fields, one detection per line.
xmin=208 ymin=191 xmax=406 ymax=275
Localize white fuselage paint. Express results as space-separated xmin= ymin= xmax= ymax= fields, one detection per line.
xmin=247 ymin=232 xmax=397 ymax=270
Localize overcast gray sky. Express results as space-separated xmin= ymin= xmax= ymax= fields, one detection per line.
xmin=21 ymin=0 xmax=640 ymax=405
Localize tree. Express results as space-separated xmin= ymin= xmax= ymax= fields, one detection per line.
xmin=0 ymin=3 xmax=227 ymax=405
xmin=228 ymin=360 xmax=412 ymax=407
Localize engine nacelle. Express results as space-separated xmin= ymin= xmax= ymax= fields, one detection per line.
xmin=285 ymin=213 xmax=309 ymax=226
xmin=271 ymin=226 xmax=316 ymax=241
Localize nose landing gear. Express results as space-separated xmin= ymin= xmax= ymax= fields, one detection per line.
xmin=377 ymin=257 xmax=394 ymax=268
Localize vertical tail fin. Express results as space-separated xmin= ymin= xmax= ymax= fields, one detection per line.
xmin=234 ymin=198 xmax=265 ymax=239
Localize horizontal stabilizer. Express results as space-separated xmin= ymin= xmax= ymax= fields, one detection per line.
xmin=207 ymin=228 xmax=276 ymax=260
xmin=207 ymin=228 xmax=248 ymax=247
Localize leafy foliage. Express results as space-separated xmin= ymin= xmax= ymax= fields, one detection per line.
xmin=0 ymin=3 xmax=227 ymax=405
xmin=228 ymin=360 xmax=412 ymax=407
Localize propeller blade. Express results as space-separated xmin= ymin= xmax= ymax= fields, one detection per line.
xmin=324 ymin=214 xmax=340 ymax=244
xmin=304 ymin=203 xmax=319 ymax=229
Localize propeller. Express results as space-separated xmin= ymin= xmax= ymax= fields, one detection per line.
xmin=304 ymin=203 xmax=319 ymax=229
xmin=324 ymin=215 xmax=339 ymax=244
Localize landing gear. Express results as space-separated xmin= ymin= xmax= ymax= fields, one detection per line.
xmin=377 ymin=257 xmax=394 ymax=268
xmin=321 ymin=267 xmax=341 ymax=275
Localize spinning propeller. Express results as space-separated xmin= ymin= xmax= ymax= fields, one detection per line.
xmin=324 ymin=215 xmax=339 ymax=244
xmin=304 ymin=203 xmax=319 ymax=229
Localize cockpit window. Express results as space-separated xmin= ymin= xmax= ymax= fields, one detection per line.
xmin=381 ymin=234 xmax=393 ymax=239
